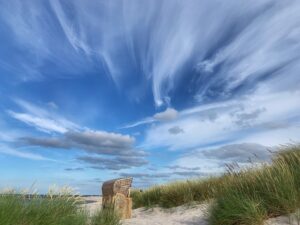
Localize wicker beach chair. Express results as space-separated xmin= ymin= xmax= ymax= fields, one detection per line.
xmin=102 ymin=177 xmax=133 ymax=219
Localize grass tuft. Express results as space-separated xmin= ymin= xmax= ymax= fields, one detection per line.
xmin=209 ymin=195 xmax=267 ymax=225
xmin=0 ymin=186 xmax=87 ymax=225
xmin=209 ymin=146 xmax=300 ymax=225
xmin=0 ymin=186 xmax=121 ymax=225
xmin=91 ymin=205 xmax=121 ymax=225
xmin=131 ymin=177 xmax=226 ymax=208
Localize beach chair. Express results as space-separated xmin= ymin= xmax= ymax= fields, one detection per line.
xmin=102 ymin=177 xmax=133 ymax=219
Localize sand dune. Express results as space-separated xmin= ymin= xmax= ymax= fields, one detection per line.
xmin=82 ymin=197 xmax=298 ymax=225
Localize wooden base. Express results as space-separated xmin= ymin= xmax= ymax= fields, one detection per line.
xmin=102 ymin=193 xmax=132 ymax=219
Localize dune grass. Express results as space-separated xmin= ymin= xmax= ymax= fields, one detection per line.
xmin=0 ymin=187 xmax=120 ymax=225
xmin=209 ymin=145 xmax=300 ymax=225
xmin=0 ymin=187 xmax=87 ymax=225
xmin=132 ymin=145 xmax=300 ymax=225
xmin=91 ymin=205 xmax=121 ymax=225
xmin=131 ymin=175 xmax=226 ymax=209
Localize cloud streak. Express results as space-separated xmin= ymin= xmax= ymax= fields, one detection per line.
xmin=20 ymin=129 xmax=147 ymax=170
xmin=121 ymin=108 xmax=178 ymax=129
xmin=78 ymin=155 xmax=147 ymax=170
xmin=173 ymin=143 xmax=274 ymax=176
xmin=8 ymin=99 xmax=78 ymax=133
xmin=2 ymin=1 xmax=299 ymax=107
xmin=21 ymin=130 xmax=145 ymax=156
xmin=8 ymin=99 xmax=147 ymax=170
xmin=0 ymin=144 xmax=52 ymax=161
xmin=144 ymin=90 xmax=300 ymax=150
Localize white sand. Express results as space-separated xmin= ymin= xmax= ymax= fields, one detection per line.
xmin=82 ymin=197 xmax=298 ymax=225
xmin=264 ymin=213 xmax=300 ymax=225
xmin=122 ymin=204 xmax=209 ymax=225
xmin=124 ymin=206 xmax=299 ymax=225
xmin=82 ymin=196 xmax=102 ymax=215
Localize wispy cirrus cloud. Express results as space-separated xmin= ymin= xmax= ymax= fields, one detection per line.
xmin=2 ymin=0 xmax=300 ymax=107
xmin=8 ymin=111 xmax=69 ymax=133
xmin=0 ymin=144 xmax=52 ymax=161
xmin=171 ymin=143 xmax=274 ymax=176
xmin=8 ymin=99 xmax=147 ymax=169
xmin=121 ymin=107 xmax=178 ymax=129
xmin=144 ymin=90 xmax=300 ymax=150
xmin=7 ymin=99 xmax=79 ymax=133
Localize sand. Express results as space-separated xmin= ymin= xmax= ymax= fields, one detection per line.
xmin=122 ymin=204 xmax=209 ymax=225
xmin=82 ymin=196 xmax=299 ymax=225
xmin=82 ymin=196 xmax=102 ymax=215
xmin=264 ymin=213 xmax=300 ymax=225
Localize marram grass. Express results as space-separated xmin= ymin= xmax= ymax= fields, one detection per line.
xmin=132 ymin=145 xmax=300 ymax=225
xmin=91 ymin=205 xmax=121 ymax=225
xmin=209 ymin=145 xmax=300 ymax=225
xmin=0 ymin=186 xmax=120 ymax=225
xmin=131 ymin=175 xmax=226 ymax=209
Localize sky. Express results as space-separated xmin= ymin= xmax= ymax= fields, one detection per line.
xmin=0 ymin=0 xmax=300 ymax=195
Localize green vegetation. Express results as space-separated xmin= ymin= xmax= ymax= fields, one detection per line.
xmin=131 ymin=176 xmax=225 ymax=209
xmin=1 ymin=145 xmax=299 ymax=225
xmin=209 ymin=145 xmax=300 ymax=225
xmin=0 ymin=187 xmax=120 ymax=225
xmin=132 ymin=145 xmax=300 ymax=225
xmin=91 ymin=205 xmax=121 ymax=225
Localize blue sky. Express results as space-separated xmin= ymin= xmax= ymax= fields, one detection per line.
xmin=0 ymin=0 xmax=300 ymax=194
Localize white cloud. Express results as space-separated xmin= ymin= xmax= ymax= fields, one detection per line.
xmin=120 ymin=118 xmax=155 ymax=129
xmin=239 ymin=128 xmax=300 ymax=147
xmin=49 ymin=0 xmax=92 ymax=55
xmin=153 ymin=108 xmax=178 ymax=121
xmin=47 ymin=102 xmax=58 ymax=109
xmin=3 ymin=0 xmax=299 ymax=107
xmin=145 ymin=112 xmax=235 ymax=150
xmin=8 ymin=99 xmax=79 ymax=133
xmin=21 ymin=129 xmax=145 ymax=156
xmin=7 ymin=99 xmax=147 ymax=167
xmin=144 ymin=90 xmax=300 ymax=150
xmin=122 ymin=108 xmax=178 ymax=129
xmin=8 ymin=111 xmax=68 ymax=133
xmin=65 ymin=130 xmax=136 ymax=155
xmin=195 ymin=1 xmax=300 ymax=101
xmin=0 ymin=145 xmax=51 ymax=161
xmin=21 ymin=130 xmax=147 ymax=170
xmin=173 ymin=143 xmax=273 ymax=175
